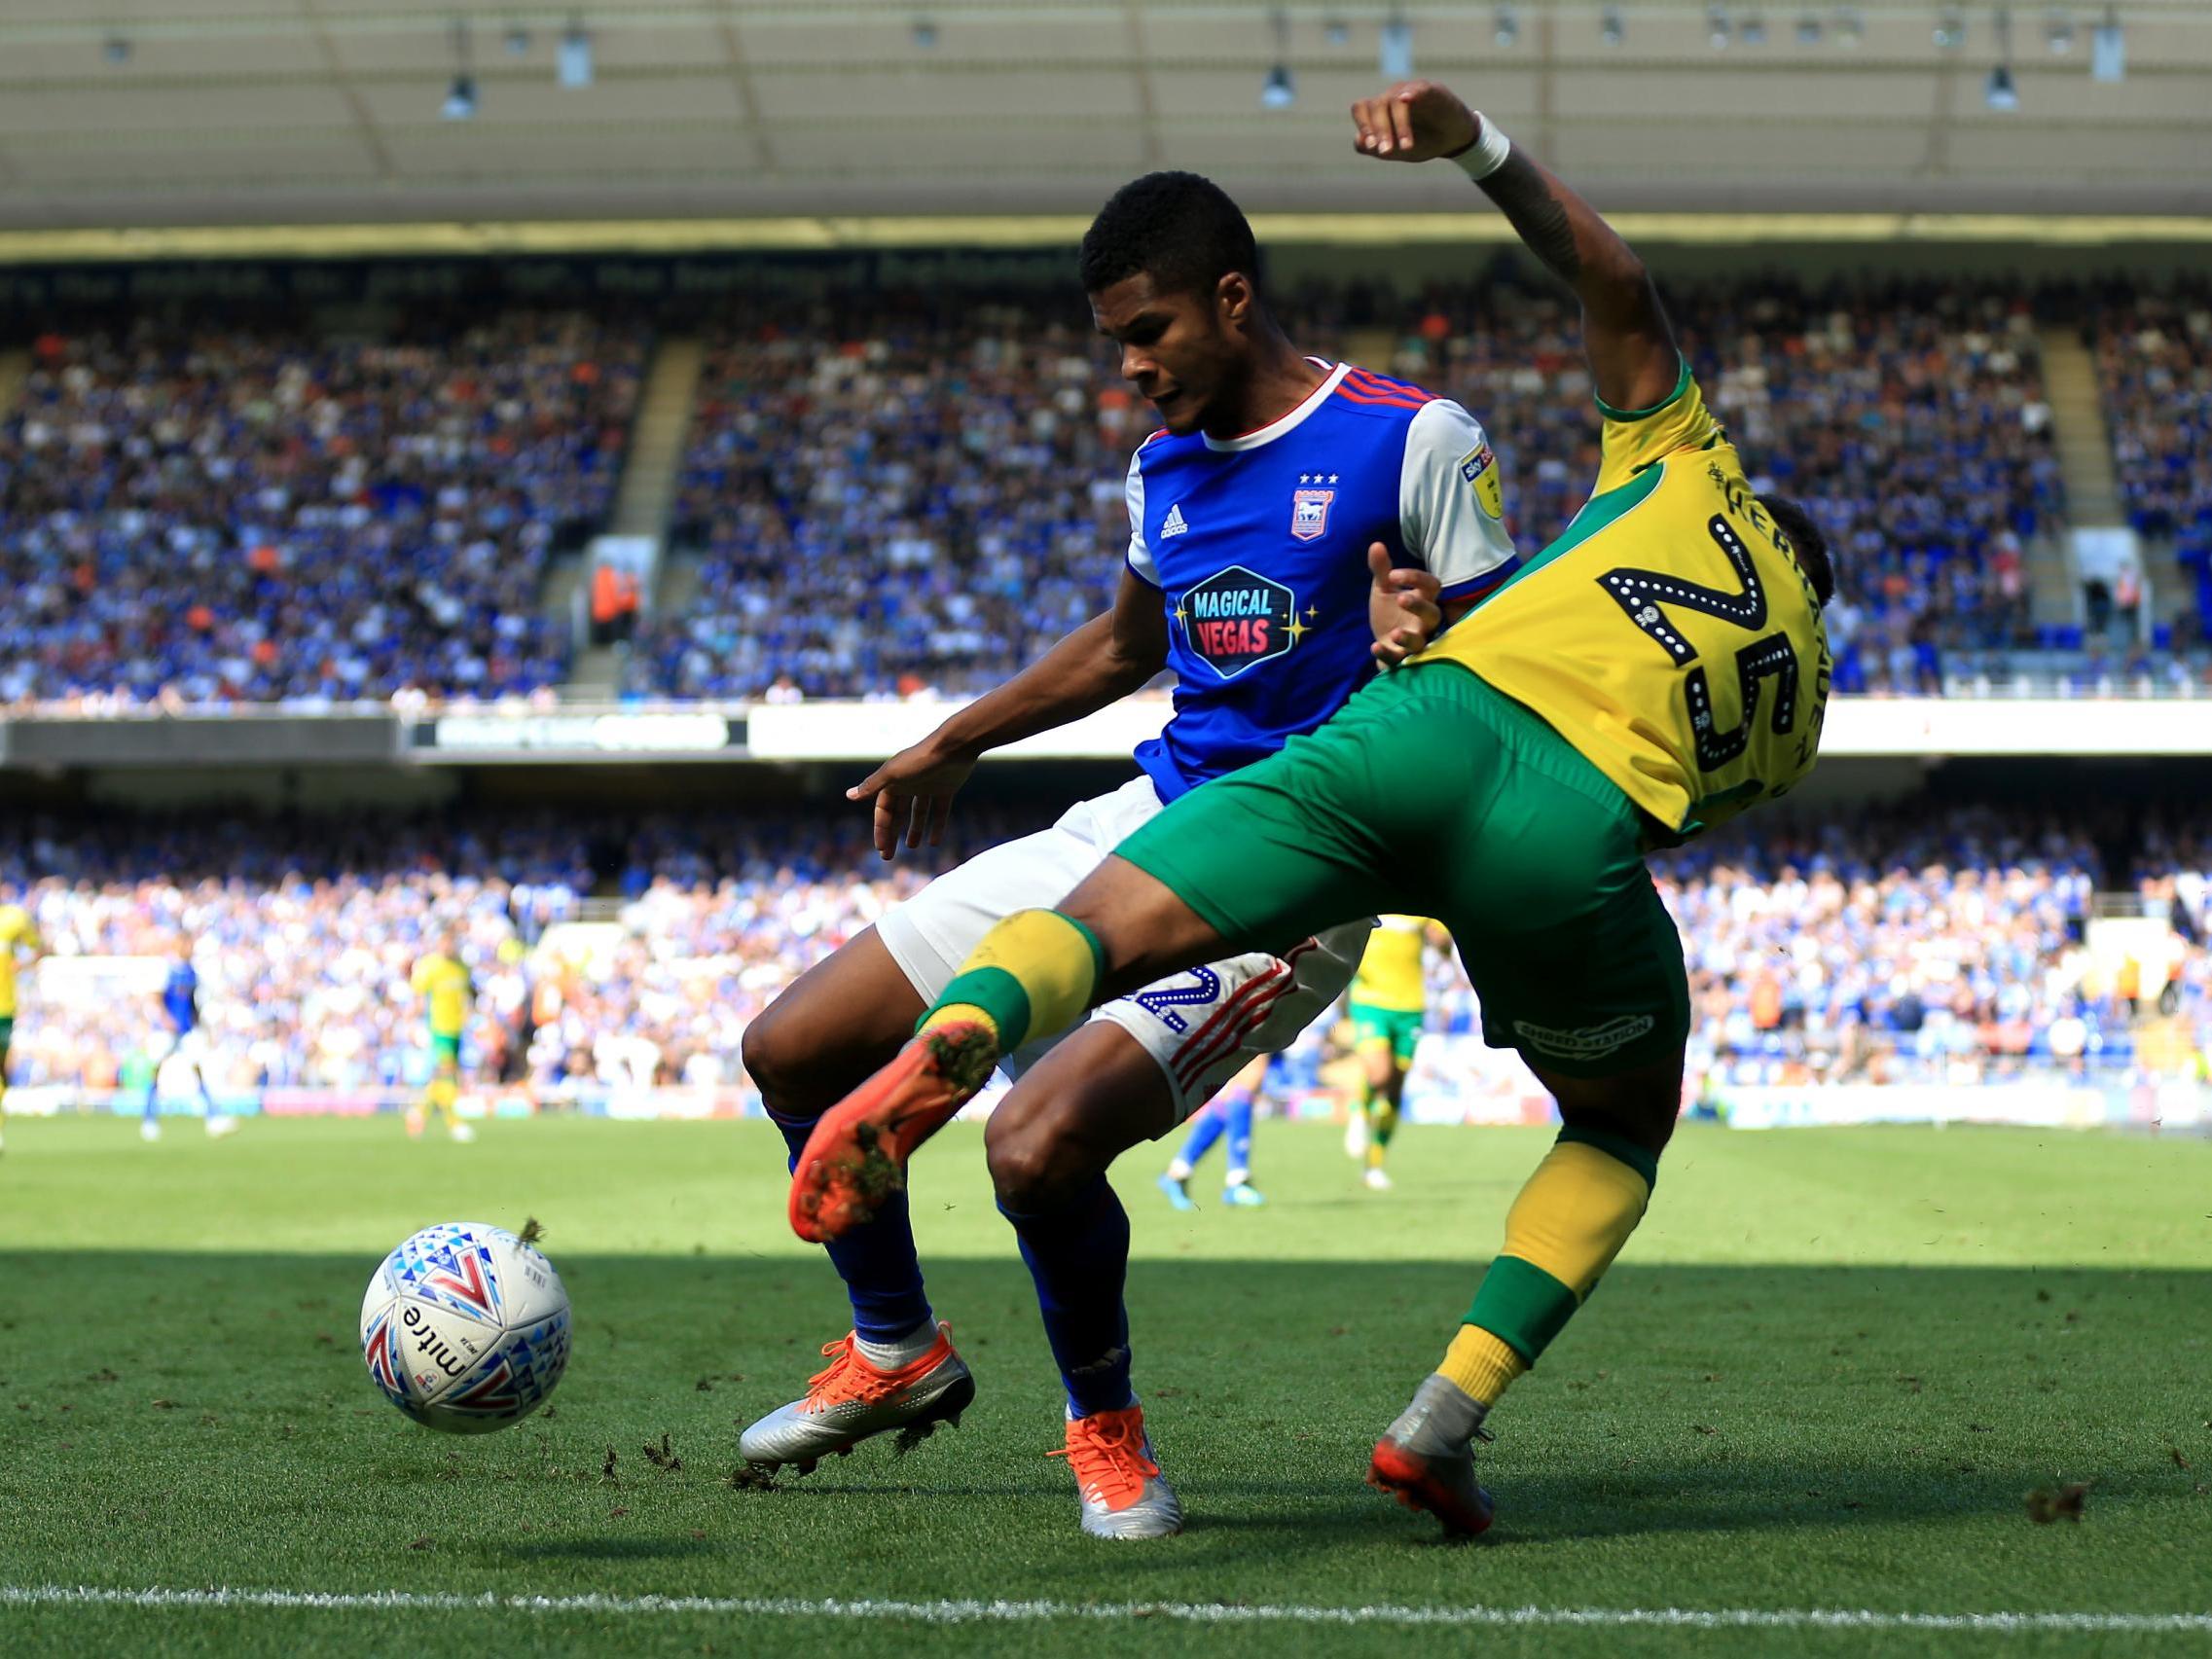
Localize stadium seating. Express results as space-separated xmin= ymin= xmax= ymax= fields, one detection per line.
xmin=648 ymin=273 xmax=2068 ymax=701
xmin=0 ymin=311 xmax=645 ymax=704
xmin=4 ymin=804 xmax=2201 ymax=1099
xmin=8 ymin=274 xmax=2207 ymax=705
xmin=1373 ymin=274 xmax=2064 ymax=697
xmin=2090 ymin=281 xmax=2212 ymax=635
xmin=647 ymin=290 xmax=1131 ymax=700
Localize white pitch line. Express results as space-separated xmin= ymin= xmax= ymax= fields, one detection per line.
xmin=4 ymin=1585 xmax=2210 ymax=1634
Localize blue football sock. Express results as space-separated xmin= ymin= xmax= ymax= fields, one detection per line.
xmin=771 ymin=1108 xmax=931 ymax=1344
xmin=1001 ymin=1174 xmax=1135 ymax=1418
xmin=1174 ymin=1101 xmax=1226 ymax=1170
xmin=1224 ymin=1088 xmax=1255 ymax=1185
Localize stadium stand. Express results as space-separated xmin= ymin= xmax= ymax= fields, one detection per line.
xmin=2090 ymin=279 xmax=2212 ymax=645
xmin=2 ymin=271 xmax=2205 ymax=706
xmin=4 ymin=802 xmax=2203 ymax=1100
xmin=0 ymin=309 xmax=645 ymax=706
xmin=644 ymin=273 xmax=2075 ymax=701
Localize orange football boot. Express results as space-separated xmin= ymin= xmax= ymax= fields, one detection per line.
xmin=788 ymin=1018 xmax=1000 ymax=1244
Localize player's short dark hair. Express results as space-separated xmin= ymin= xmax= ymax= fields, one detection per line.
xmin=1079 ymin=171 xmax=1260 ymax=301
xmin=1759 ymin=494 xmax=1834 ymax=609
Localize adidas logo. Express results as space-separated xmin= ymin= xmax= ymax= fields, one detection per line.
xmin=1161 ymin=503 xmax=1189 ymax=539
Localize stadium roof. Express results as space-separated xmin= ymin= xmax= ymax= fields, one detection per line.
xmin=0 ymin=1 xmax=2204 ymax=234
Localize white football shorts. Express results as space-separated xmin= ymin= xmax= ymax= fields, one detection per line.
xmin=148 ymin=1027 xmax=212 ymax=1068
xmin=876 ymin=775 xmax=1372 ymax=1125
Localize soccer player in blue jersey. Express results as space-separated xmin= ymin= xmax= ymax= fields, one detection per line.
xmin=143 ymin=939 xmax=236 ymax=1142
xmin=1158 ymin=1054 xmax=1270 ymax=1209
xmin=739 ymin=170 xmax=1514 ymax=1536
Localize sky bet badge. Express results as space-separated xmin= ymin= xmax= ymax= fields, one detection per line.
xmin=1460 ymin=442 xmax=1504 ymax=520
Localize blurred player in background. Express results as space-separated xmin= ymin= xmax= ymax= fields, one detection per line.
xmin=408 ymin=936 xmax=476 ymax=1143
xmin=1342 ymin=915 xmax=1445 ymax=1190
xmin=143 ymin=938 xmax=236 ymax=1142
xmin=1157 ymin=1054 xmax=1270 ymax=1209
xmin=746 ymin=164 xmax=1509 ymax=1539
xmin=793 ymin=77 xmax=1835 ymax=1541
xmin=0 ymin=895 xmax=43 ymax=1155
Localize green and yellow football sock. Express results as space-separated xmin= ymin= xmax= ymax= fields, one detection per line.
xmin=1439 ymin=1127 xmax=1657 ymax=1410
xmin=920 ymin=909 xmax=1106 ymax=1057
xmin=1361 ymin=1083 xmax=1399 ymax=1172
xmin=423 ymin=1075 xmax=459 ymax=1129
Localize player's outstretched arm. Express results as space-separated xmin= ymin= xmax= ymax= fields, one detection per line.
xmin=1350 ymin=81 xmax=1680 ymax=415
xmin=845 ymin=569 xmax=1170 ymax=859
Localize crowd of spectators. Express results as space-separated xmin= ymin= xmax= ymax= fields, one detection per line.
xmin=1373 ymin=274 xmax=2065 ymax=697
xmin=644 ymin=272 xmax=2068 ymax=701
xmin=0 ymin=308 xmax=644 ymax=706
xmin=10 ymin=271 xmax=2211 ymax=707
xmin=0 ymin=806 xmax=1034 ymax=1099
xmin=2091 ymin=280 xmax=2212 ymax=637
xmin=644 ymin=289 xmax=1131 ymax=701
xmin=3 ymin=799 xmax=2204 ymax=1102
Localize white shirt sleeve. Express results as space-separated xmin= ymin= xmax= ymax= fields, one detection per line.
xmin=1398 ymin=399 xmax=1518 ymax=598
xmin=1123 ymin=447 xmax=1160 ymax=587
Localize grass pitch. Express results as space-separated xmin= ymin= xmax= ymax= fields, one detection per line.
xmin=1 ymin=1113 xmax=2208 ymax=1657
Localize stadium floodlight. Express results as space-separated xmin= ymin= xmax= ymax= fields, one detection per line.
xmin=1708 ymin=4 xmax=1731 ymax=49
xmin=1262 ymin=6 xmax=1294 ymax=106
xmin=1796 ymin=12 xmax=1822 ymax=44
xmin=1380 ymin=15 xmax=1414 ymax=79
xmin=1934 ymin=6 xmax=1966 ymax=49
xmin=1740 ymin=11 xmax=1768 ymax=45
xmin=1986 ymin=5 xmax=2018 ymax=106
xmin=1601 ymin=5 xmax=1625 ymax=46
xmin=559 ymin=19 xmax=594 ymax=87
xmin=2090 ymin=7 xmax=2123 ymax=80
xmin=442 ymin=18 xmax=477 ymax=120
xmin=2046 ymin=9 xmax=2075 ymax=54
xmin=1494 ymin=5 xmax=1519 ymax=48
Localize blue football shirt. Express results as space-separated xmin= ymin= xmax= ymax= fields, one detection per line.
xmin=163 ymin=960 xmax=199 ymax=1034
xmin=1123 ymin=361 xmax=1519 ymax=800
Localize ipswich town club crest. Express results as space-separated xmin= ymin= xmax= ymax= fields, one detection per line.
xmin=1290 ymin=487 xmax=1334 ymax=542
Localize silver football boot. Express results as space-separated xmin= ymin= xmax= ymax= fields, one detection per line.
xmin=1052 ymin=1404 xmax=1183 ymax=1539
xmin=738 ymin=1323 xmax=974 ymax=1475
xmin=1366 ymin=1373 xmax=1497 ymax=1536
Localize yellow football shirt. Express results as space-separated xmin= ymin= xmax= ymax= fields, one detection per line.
xmin=0 ymin=903 xmax=41 ymax=1020
xmin=1350 ymin=915 xmax=1431 ymax=1013
xmin=412 ymin=954 xmax=473 ymax=1038
xmin=1416 ymin=360 xmax=1831 ymax=839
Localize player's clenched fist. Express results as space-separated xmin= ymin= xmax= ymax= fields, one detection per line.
xmin=1350 ymin=81 xmax=1480 ymax=162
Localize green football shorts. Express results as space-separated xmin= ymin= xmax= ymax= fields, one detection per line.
xmin=1115 ymin=662 xmax=1688 ymax=1079
xmin=0 ymin=1015 xmax=12 ymax=1062
xmin=430 ymin=1032 xmax=462 ymax=1067
xmin=1348 ymin=1001 xmax=1424 ymax=1065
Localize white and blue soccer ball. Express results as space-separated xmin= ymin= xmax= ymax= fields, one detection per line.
xmin=359 ymin=1221 xmax=571 ymax=1434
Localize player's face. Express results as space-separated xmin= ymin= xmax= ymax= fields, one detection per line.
xmin=1090 ymin=272 xmax=1242 ymax=438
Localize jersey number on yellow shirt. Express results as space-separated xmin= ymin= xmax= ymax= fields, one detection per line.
xmin=1597 ymin=513 xmax=1802 ymax=778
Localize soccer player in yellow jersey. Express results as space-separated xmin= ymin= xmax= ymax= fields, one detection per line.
xmin=1344 ymin=915 xmax=1444 ymax=1190
xmin=790 ymin=78 xmax=1835 ymax=1541
xmin=408 ymin=937 xmax=476 ymax=1143
xmin=0 ymin=898 xmax=43 ymax=1155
